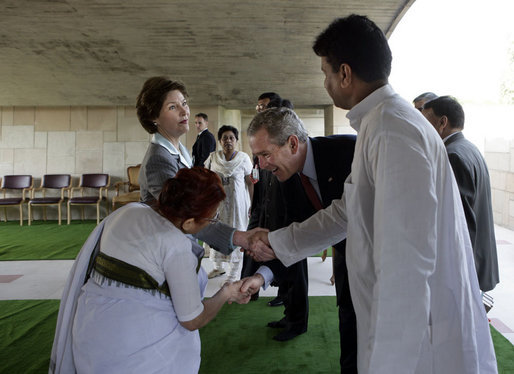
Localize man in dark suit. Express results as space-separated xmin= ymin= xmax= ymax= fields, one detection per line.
xmin=243 ymin=107 xmax=357 ymax=372
xmin=192 ymin=113 xmax=216 ymax=167
xmin=242 ymin=91 xmax=292 ymax=308
xmin=413 ymin=91 xmax=438 ymax=112
xmin=422 ymin=96 xmax=499 ymax=293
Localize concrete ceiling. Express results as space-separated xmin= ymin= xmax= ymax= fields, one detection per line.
xmin=0 ymin=0 xmax=414 ymax=109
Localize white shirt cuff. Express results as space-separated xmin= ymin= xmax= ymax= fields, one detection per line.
xmin=255 ymin=266 xmax=274 ymax=290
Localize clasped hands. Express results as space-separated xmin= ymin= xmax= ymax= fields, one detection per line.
xmin=224 ymin=227 xmax=279 ymax=304
xmin=224 ymin=274 xmax=266 ymax=304
xmin=233 ymin=227 xmax=276 ymax=262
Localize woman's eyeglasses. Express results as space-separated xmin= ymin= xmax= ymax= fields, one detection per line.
xmin=204 ymin=211 xmax=220 ymax=224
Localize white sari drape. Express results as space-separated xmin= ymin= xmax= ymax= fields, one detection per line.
xmin=206 ymin=151 xmax=252 ymax=274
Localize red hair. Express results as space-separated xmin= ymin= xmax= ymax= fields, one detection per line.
xmin=157 ymin=167 xmax=225 ymax=222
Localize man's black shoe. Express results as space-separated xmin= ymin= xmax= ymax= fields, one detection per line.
xmin=250 ymin=292 xmax=259 ymax=301
xmin=273 ymin=328 xmax=306 ymax=342
xmin=267 ymin=296 xmax=284 ymax=307
xmin=267 ymin=318 xmax=287 ymax=329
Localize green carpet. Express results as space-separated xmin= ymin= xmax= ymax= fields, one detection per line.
xmin=0 ymin=300 xmax=60 ymax=374
xmin=0 ymin=298 xmax=512 ymax=374
xmin=199 ymin=296 xmax=340 ymax=374
xmin=313 ymin=247 xmax=333 ymax=258
xmin=0 ymin=221 xmax=96 ymax=261
xmin=491 ymin=325 xmax=514 ymax=373
xmin=0 ymin=220 xmax=326 ymax=262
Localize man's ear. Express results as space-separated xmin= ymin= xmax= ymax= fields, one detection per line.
xmin=339 ymin=63 xmax=352 ymax=88
xmin=439 ymin=115 xmax=449 ymax=130
xmin=287 ymin=135 xmax=300 ymax=154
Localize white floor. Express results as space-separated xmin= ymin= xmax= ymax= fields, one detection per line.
xmin=0 ymin=225 xmax=512 ymax=345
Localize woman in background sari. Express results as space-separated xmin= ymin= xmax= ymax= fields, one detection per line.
xmin=206 ymin=125 xmax=253 ymax=281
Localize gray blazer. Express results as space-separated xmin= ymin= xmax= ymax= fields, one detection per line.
xmin=139 ymin=142 xmax=235 ymax=255
xmin=445 ymin=132 xmax=499 ymax=291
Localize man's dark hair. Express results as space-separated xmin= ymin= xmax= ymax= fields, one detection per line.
xmin=413 ymin=92 xmax=438 ymax=104
xmin=267 ymin=97 xmax=294 ymax=109
xmin=313 ymin=14 xmax=392 ymax=82
xmin=248 ymin=107 xmax=308 ymax=146
xmin=195 ymin=113 xmax=208 ymax=121
xmin=218 ymin=125 xmax=239 ymax=141
xmin=423 ymin=96 xmax=465 ymax=129
xmin=258 ymin=92 xmax=281 ymax=101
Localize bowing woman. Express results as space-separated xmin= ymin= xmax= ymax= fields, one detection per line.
xmin=50 ymin=168 xmax=251 ymax=373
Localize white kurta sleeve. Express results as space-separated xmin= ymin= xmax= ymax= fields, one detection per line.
xmin=268 ymin=187 xmax=348 ymax=267
xmin=366 ymin=130 xmax=438 ymax=374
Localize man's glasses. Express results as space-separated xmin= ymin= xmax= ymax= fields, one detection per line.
xmin=204 ymin=211 xmax=220 ymax=224
xmin=255 ymin=104 xmax=267 ymax=112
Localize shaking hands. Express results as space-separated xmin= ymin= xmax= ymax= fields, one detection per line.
xmin=233 ymin=228 xmax=277 ymax=262
xmin=224 ymin=274 xmax=266 ymax=305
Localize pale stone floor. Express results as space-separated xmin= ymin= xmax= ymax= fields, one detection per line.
xmin=0 ymin=226 xmax=512 ymax=345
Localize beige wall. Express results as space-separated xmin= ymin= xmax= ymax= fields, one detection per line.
xmin=0 ymin=105 xmax=333 ymax=221
xmin=0 ymin=105 xmax=152 ymax=221
xmin=457 ymin=104 xmax=514 ymax=230
xmin=4 ymin=102 xmax=513 ymax=229
xmin=0 ymin=106 xmax=150 ymax=183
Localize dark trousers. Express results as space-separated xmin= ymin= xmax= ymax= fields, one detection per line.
xmin=241 ymin=253 xmax=260 ymax=278
xmin=333 ymin=247 xmax=357 ymax=373
xmin=283 ymin=259 xmax=309 ymax=332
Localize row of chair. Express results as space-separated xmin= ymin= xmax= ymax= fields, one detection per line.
xmin=0 ymin=173 xmax=110 ymax=226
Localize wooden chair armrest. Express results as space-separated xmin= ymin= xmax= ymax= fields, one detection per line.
xmin=60 ymin=187 xmax=71 ymax=199
xmin=114 ymin=181 xmax=129 ymax=195
xmin=23 ymin=187 xmax=33 ymax=200
xmin=69 ymin=186 xmax=82 ymax=198
xmin=30 ymin=186 xmax=43 ymax=198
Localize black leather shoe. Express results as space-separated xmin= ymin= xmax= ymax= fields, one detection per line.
xmin=267 ymin=296 xmax=284 ymax=307
xmin=273 ymin=328 xmax=307 ymax=342
xmin=250 ymin=292 xmax=259 ymax=301
xmin=267 ymin=318 xmax=287 ymax=329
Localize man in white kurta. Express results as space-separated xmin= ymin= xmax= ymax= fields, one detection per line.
xmin=246 ymin=15 xmax=497 ymax=374
xmin=267 ymin=84 xmax=496 ymax=373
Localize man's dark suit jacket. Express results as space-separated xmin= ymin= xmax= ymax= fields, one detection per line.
xmin=192 ymin=129 xmax=216 ymax=167
xmin=281 ymin=134 xmax=357 ymax=372
xmin=243 ymin=166 xmax=287 ymax=279
xmin=445 ymin=132 xmax=499 ymax=291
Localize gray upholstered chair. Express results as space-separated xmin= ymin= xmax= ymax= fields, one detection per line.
xmin=0 ymin=175 xmax=33 ymax=226
xmin=28 ymin=174 xmax=72 ymax=225
xmin=67 ymin=174 xmax=110 ymax=224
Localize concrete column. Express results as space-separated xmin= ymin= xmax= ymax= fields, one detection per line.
xmin=324 ymin=106 xmax=334 ymax=136
xmin=324 ymin=105 xmax=354 ymax=135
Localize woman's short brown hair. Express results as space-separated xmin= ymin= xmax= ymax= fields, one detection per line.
xmin=136 ymin=76 xmax=188 ymax=134
xmin=157 ymin=167 xmax=225 ymax=222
